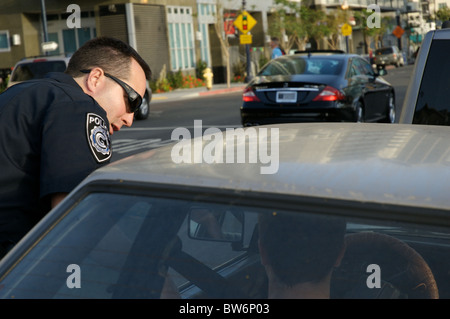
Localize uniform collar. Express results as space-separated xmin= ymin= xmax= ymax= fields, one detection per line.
xmin=45 ymin=72 xmax=83 ymax=91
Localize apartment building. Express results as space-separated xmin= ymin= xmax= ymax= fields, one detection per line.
xmin=0 ymin=0 xmax=440 ymax=83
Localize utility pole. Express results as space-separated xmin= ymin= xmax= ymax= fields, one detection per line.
xmin=396 ymin=10 xmax=402 ymax=50
xmin=40 ymin=0 xmax=49 ymax=55
xmin=40 ymin=0 xmax=49 ymax=42
xmin=242 ymin=0 xmax=252 ymax=82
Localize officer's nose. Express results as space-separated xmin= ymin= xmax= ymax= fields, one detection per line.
xmin=122 ymin=112 xmax=134 ymax=127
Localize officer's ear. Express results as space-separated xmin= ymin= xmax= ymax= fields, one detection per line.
xmin=84 ymin=67 xmax=105 ymax=93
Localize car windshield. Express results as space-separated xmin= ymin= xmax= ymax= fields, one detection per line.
xmin=10 ymin=61 xmax=67 ymax=82
xmin=0 ymin=191 xmax=448 ymax=299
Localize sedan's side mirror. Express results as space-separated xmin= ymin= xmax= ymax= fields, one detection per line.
xmin=376 ymin=65 xmax=387 ymax=76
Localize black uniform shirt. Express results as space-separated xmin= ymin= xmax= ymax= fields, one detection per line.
xmin=0 ymin=72 xmax=112 ymax=243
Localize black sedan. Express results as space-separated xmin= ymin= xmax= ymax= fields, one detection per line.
xmin=241 ymin=51 xmax=396 ymax=126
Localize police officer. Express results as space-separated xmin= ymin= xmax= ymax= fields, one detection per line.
xmin=0 ymin=37 xmax=151 ymax=258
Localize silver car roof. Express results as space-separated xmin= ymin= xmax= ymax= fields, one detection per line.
xmin=79 ymin=123 xmax=450 ymax=211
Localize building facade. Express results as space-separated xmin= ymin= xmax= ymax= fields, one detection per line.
xmin=0 ymin=0 xmax=445 ymax=83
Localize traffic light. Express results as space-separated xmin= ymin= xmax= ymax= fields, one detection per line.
xmin=242 ymin=15 xmax=248 ymax=31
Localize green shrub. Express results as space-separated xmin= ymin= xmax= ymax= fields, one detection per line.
xmin=167 ymin=69 xmax=183 ymax=89
xmin=196 ymin=60 xmax=207 ymax=79
xmin=232 ymin=61 xmax=246 ymax=78
xmin=259 ymin=55 xmax=269 ymax=69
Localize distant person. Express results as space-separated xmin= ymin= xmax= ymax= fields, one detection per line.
xmin=0 ymin=37 xmax=151 ymax=258
xmin=270 ymin=37 xmax=285 ymax=59
xmin=442 ymin=20 xmax=450 ymax=29
xmin=258 ymin=212 xmax=346 ymax=298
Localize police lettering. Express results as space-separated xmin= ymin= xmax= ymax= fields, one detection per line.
xmin=89 ymin=116 xmax=105 ymax=127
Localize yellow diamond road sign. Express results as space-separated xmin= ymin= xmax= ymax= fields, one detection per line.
xmin=341 ymin=23 xmax=352 ymax=36
xmin=233 ymin=10 xmax=257 ymax=34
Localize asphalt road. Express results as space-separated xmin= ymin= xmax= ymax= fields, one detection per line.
xmin=111 ymin=64 xmax=414 ymax=161
xmin=382 ymin=63 xmax=415 ymax=115
xmin=111 ymin=90 xmax=244 ymax=161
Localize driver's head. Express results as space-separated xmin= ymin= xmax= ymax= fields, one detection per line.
xmin=258 ymin=212 xmax=346 ymax=287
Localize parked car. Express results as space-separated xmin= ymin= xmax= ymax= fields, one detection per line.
xmin=0 ymin=122 xmax=448 ymax=300
xmin=399 ymin=28 xmax=450 ymax=126
xmin=7 ymin=55 xmax=151 ymax=120
xmin=240 ymin=51 xmax=396 ymax=126
xmin=373 ymin=46 xmax=404 ymax=68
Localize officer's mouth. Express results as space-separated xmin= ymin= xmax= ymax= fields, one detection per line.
xmin=110 ymin=124 xmax=120 ymax=135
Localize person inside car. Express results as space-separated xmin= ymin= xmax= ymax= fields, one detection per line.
xmin=258 ymin=212 xmax=346 ymax=298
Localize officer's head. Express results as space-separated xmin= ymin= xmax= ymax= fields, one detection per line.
xmin=66 ymin=36 xmax=151 ymax=80
xmin=67 ymin=37 xmax=151 ymax=134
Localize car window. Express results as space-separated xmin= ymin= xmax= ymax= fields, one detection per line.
xmin=350 ymin=58 xmax=374 ymax=77
xmin=0 ymin=191 xmax=449 ymax=299
xmin=348 ymin=59 xmax=361 ymax=78
xmin=413 ymin=39 xmax=450 ymax=126
xmin=10 ymin=61 xmax=67 ymax=82
xmin=259 ymin=57 xmax=343 ymax=76
xmin=376 ymin=48 xmax=393 ymax=55
xmin=357 ymin=58 xmax=375 ymax=76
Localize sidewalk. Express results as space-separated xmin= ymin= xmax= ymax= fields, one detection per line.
xmin=150 ymin=82 xmax=246 ymax=104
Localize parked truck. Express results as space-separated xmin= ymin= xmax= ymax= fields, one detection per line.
xmin=398 ymin=28 xmax=450 ymax=126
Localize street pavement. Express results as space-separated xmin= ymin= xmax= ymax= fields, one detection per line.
xmin=150 ymin=82 xmax=246 ymax=104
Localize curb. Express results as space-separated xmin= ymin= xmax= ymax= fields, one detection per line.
xmin=151 ymin=85 xmax=246 ymax=103
xmin=198 ymin=86 xmax=245 ymax=96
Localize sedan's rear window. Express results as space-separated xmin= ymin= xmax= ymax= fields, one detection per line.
xmin=375 ymin=48 xmax=394 ymax=55
xmin=10 ymin=61 xmax=67 ymax=82
xmin=259 ymin=57 xmax=343 ymax=76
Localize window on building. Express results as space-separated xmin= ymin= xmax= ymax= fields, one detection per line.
xmin=197 ymin=2 xmax=216 ymax=68
xmin=0 ymin=30 xmax=11 ymax=52
xmin=44 ymin=12 xmax=96 ymax=55
xmin=167 ymin=6 xmax=196 ymax=71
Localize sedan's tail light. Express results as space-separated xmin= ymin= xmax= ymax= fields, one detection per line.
xmin=243 ymin=87 xmax=261 ymax=102
xmin=313 ymin=86 xmax=345 ymax=102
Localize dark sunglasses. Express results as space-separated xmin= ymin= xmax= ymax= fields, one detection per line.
xmin=80 ymin=69 xmax=142 ymax=113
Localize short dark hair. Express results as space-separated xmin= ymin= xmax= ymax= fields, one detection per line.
xmin=65 ymin=36 xmax=151 ymax=80
xmin=258 ymin=212 xmax=346 ymax=287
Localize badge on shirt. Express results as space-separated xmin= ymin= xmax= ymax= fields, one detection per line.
xmin=86 ymin=113 xmax=111 ymax=163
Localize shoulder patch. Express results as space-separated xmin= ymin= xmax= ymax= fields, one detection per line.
xmin=86 ymin=113 xmax=112 ymax=163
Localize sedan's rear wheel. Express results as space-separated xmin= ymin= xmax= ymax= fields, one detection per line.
xmin=383 ymin=92 xmax=396 ymax=123
xmin=355 ymin=101 xmax=364 ymax=123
